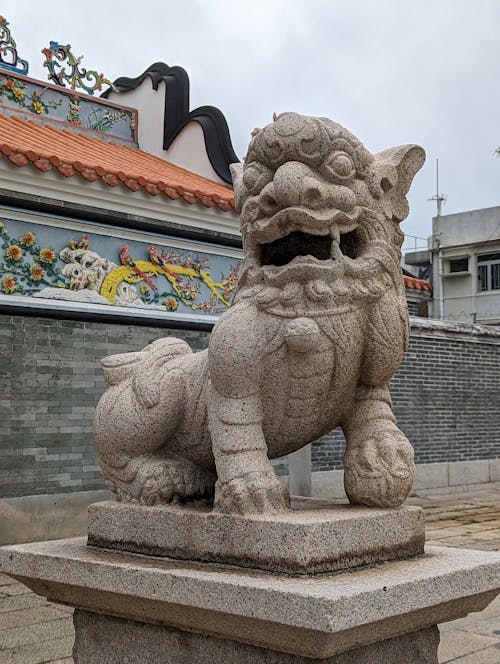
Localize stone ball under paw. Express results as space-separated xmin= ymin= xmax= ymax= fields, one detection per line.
xmin=344 ymin=441 xmax=415 ymax=508
xmin=344 ymin=468 xmax=414 ymax=508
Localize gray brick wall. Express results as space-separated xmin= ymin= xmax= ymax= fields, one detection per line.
xmin=311 ymin=320 xmax=500 ymax=472
xmin=0 ymin=315 xmax=209 ymax=498
xmin=1 ymin=315 xmax=499 ymax=496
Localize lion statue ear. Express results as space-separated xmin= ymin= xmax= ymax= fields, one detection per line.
xmin=373 ymin=145 xmax=426 ymax=222
xmin=230 ymin=162 xmax=245 ymax=213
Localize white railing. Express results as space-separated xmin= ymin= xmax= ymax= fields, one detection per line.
xmin=402 ymin=234 xmax=429 ymax=253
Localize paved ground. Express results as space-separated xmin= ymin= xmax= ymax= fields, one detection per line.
xmin=407 ymin=489 xmax=500 ymax=664
xmin=0 ymin=489 xmax=499 ymax=664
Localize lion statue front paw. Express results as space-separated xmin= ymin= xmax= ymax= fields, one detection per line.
xmin=214 ymin=471 xmax=290 ymax=515
xmin=344 ymin=427 xmax=414 ymax=508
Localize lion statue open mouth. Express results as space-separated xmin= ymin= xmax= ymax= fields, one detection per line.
xmin=93 ymin=112 xmax=425 ymax=514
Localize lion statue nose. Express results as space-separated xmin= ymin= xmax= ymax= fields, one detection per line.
xmin=272 ymin=161 xmax=327 ymax=210
xmin=271 ymin=161 xmax=357 ymax=213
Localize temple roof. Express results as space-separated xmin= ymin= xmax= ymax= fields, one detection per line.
xmin=403 ymin=274 xmax=431 ymax=291
xmin=0 ymin=112 xmax=235 ymax=212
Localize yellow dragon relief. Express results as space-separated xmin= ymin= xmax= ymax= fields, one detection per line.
xmin=100 ymin=261 xmax=233 ymax=307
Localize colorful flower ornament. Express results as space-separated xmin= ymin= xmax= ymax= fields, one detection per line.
xmin=5 ymin=244 xmax=22 ymax=262
xmin=1 ymin=274 xmax=17 ymax=294
xmin=39 ymin=247 xmax=56 ymax=264
xmin=19 ymin=231 xmax=36 ymax=247
xmin=0 ymin=77 xmax=61 ymax=114
xmin=29 ymin=264 xmax=45 ymax=281
xmin=42 ymin=42 xmax=115 ymax=96
xmin=163 ymin=297 xmax=179 ymax=311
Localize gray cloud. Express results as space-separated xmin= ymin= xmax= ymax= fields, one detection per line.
xmin=6 ymin=0 xmax=500 ymax=247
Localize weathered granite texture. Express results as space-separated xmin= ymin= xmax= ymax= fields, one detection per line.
xmin=93 ymin=112 xmax=425 ymax=513
xmin=72 ymin=610 xmax=441 ymax=663
xmin=87 ymin=498 xmax=425 ymax=574
xmin=0 ymin=539 xmax=498 ymax=659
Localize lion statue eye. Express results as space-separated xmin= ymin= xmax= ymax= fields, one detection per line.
xmin=242 ymin=163 xmax=274 ymax=195
xmin=323 ymin=152 xmax=355 ymax=182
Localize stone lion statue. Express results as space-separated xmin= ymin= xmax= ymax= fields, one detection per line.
xmin=94 ymin=112 xmax=425 ymax=514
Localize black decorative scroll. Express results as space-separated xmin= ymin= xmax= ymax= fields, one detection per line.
xmin=0 ymin=16 xmax=29 ymax=75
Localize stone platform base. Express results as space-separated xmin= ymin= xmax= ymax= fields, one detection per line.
xmin=73 ymin=609 xmax=440 ymax=664
xmin=87 ymin=497 xmax=424 ymax=574
xmin=1 ymin=538 xmax=499 ymax=660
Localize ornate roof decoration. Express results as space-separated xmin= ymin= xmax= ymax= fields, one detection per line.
xmin=102 ymin=62 xmax=239 ymax=184
xmin=0 ymin=16 xmax=29 ymax=75
xmin=41 ymin=41 xmax=116 ymax=96
xmin=0 ymin=69 xmax=137 ymax=145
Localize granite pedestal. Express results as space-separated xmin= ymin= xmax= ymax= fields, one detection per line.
xmin=1 ymin=498 xmax=499 ymax=663
xmin=87 ymin=497 xmax=425 ymax=574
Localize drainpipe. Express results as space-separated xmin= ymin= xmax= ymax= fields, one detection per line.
xmin=438 ymin=245 xmax=444 ymax=320
xmin=431 ymin=232 xmax=444 ymax=320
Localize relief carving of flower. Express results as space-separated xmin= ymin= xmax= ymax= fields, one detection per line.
xmin=29 ymin=264 xmax=45 ymax=281
xmin=19 ymin=231 xmax=36 ymax=247
xmin=5 ymin=245 xmax=23 ymax=262
xmin=163 ymin=297 xmax=179 ymax=311
xmin=32 ymin=101 xmax=44 ymax=114
xmin=1 ymin=275 xmax=17 ymax=294
xmin=39 ymin=247 xmax=56 ymax=264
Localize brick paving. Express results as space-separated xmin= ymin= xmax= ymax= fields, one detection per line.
xmin=0 ymin=489 xmax=498 ymax=663
xmin=407 ymin=490 xmax=500 ymax=664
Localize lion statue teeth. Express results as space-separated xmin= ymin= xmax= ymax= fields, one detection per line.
xmin=93 ymin=112 xmax=425 ymax=514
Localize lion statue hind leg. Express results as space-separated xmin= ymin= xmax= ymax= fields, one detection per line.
xmin=95 ymin=336 xmax=215 ymax=505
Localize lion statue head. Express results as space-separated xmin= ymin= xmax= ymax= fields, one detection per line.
xmin=230 ymin=112 xmax=424 ymax=313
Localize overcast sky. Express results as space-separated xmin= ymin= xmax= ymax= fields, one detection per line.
xmin=6 ymin=0 xmax=500 ymax=249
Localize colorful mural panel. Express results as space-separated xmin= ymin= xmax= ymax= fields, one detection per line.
xmin=0 ymin=75 xmax=61 ymax=116
xmin=0 ymin=216 xmax=241 ymax=320
xmin=0 ymin=71 xmax=137 ymax=144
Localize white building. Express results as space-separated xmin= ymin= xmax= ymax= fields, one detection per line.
xmin=406 ymin=206 xmax=500 ymax=325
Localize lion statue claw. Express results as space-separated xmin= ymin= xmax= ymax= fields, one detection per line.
xmin=94 ymin=113 xmax=425 ymax=514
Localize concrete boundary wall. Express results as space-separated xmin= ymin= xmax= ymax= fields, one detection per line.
xmin=1 ymin=314 xmax=499 ymax=543
xmin=309 ymin=459 xmax=500 ymax=501
xmin=307 ymin=317 xmax=500 ymax=476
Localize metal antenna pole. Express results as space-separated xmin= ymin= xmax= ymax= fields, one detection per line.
xmin=436 ymin=159 xmax=442 ymax=217
xmin=428 ymin=158 xmax=446 ymax=217
xmin=427 ymin=158 xmax=447 ymax=320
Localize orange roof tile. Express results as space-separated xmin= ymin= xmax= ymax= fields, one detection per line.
xmin=0 ymin=113 xmax=235 ymax=211
xmin=403 ymin=274 xmax=431 ymax=291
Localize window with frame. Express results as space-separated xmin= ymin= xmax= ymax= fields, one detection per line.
xmin=477 ymin=252 xmax=500 ymax=291
xmin=449 ymin=257 xmax=469 ymax=273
